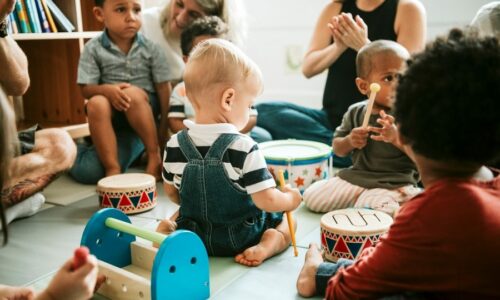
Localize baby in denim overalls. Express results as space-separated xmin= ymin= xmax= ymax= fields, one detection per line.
xmin=157 ymin=39 xmax=302 ymax=267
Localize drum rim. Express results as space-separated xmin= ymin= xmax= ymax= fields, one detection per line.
xmin=259 ymin=139 xmax=332 ymax=161
xmin=97 ymin=173 xmax=156 ymax=190
xmin=320 ymin=208 xmax=393 ymax=234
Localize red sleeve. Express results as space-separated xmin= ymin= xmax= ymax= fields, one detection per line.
xmin=325 ymin=193 xmax=446 ymax=299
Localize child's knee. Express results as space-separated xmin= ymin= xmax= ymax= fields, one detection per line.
xmin=122 ymin=86 xmax=148 ymax=106
xmin=86 ymin=95 xmax=112 ymax=117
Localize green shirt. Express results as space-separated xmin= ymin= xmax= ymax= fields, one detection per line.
xmin=334 ymin=101 xmax=419 ymax=189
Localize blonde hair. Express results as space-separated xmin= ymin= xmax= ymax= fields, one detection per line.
xmin=161 ymin=0 xmax=246 ymax=47
xmin=0 ymin=88 xmax=19 ymax=245
xmin=183 ymin=38 xmax=262 ymax=104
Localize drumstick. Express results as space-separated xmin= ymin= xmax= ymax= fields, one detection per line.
xmin=278 ymin=169 xmax=298 ymax=257
xmin=361 ymin=83 xmax=381 ymax=128
xmin=72 ymin=246 xmax=90 ymax=270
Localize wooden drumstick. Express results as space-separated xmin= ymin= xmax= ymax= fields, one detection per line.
xmin=72 ymin=246 xmax=90 ymax=270
xmin=362 ymin=83 xmax=381 ymax=128
xmin=278 ymin=169 xmax=298 ymax=257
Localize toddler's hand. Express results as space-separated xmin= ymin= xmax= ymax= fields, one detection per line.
xmin=0 ymin=284 xmax=34 ymax=300
xmin=41 ymin=254 xmax=103 ymax=300
xmin=281 ymin=184 xmax=302 ymax=210
xmin=369 ymin=110 xmax=398 ymax=144
xmin=348 ymin=127 xmax=369 ymax=149
xmin=103 ymin=83 xmax=131 ymax=111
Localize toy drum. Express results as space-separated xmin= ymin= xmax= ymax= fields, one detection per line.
xmin=320 ymin=208 xmax=393 ymax=262
xmin=97 ymin=173 xmax=157 ymax=214
xmin=259 ymin=140 xmax=332 ymax=191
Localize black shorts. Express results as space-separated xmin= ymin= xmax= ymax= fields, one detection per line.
xmin=17 ymin=124 xmax=41 ymax=155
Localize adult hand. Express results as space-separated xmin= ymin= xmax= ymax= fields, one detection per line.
xmin=348 ymin=127 xmax=369 ymax=149
xmin=0 ymin=284 xmax=35 ymax=300
xmin=103 ymin=83 xmax=131 ymax=111
xmin=0 ymin=0 xmax=16 ymax=21
xmin=369 ymin=110 xmax=398 ymax=144
xmin=336 ymin=13 xmax=370 ymax=51
xmin=38 ymin=254 xmax=104 ymax=300
xmin=328 ymin=16 xmax=348 ymax=51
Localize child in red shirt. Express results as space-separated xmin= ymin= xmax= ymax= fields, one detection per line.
xmin=296 ymin=28 xmax=500 ymax=299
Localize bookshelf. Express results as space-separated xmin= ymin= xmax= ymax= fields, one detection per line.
xmin=12 ymin=0 xmax=103 ymax=127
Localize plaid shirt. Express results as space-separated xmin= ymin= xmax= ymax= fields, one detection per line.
xmin=77 ymin=30 xmax=169 ymax=93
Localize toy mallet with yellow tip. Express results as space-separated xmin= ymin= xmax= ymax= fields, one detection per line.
xmin=278 ymin=169 xmax=298 ymax=257
xmin=362 ymin=83 xmax=381 ymax=128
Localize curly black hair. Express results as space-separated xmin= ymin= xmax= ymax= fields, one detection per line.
xmin=394 ymin=28 xmax=500 ymax=166
xmin=181 ymin=16 xmax=228 ymax=57
xmin=94 ymin=0 xmax=104 ymax=7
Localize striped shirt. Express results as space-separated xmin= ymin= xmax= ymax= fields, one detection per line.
xmin=77 ymin=31 xmax=170 ymax=93
xmin=168 ymin=82 xmax=258 ymax=119
xmin=162 ymin=120 xmax=275 ymax=194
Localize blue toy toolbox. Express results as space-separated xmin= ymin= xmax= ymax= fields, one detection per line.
xmin=81 ymin=208 xmax=210 ymax=299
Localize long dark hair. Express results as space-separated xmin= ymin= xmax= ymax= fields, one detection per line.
xmin=0 ymin=90 xmax=19 ymax=246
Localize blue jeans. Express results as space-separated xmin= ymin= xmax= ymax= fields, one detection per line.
xmin=255 ymin=101 xmax=352 ymax=167
xmin=316 ymin=259 xmax=354 ymax=296
xmin=175 ymin=130 xmax=282 ymax=256
xmin=69 ymin=93 xmax=160 ymax=184
xmin=249 ymin=126 xmax=273 ymax=143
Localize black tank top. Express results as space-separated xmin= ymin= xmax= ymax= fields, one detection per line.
xmin=322 ymin=0 xmax=398 ymax=129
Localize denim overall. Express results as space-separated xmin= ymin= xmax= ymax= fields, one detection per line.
xmin=176 ymin=130 xmax=283 ymax=256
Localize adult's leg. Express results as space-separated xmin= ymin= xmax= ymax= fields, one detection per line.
xmin=69 ymin=129 xmax=145 ymax=184
xmin=255 ymin=101 xmax=333 ymax=145
xmin=2 ymin=128 xmax=76 ymax=206
xmin=122 ymin=86 xmax=161 ymax=179
xmin=86 ymin=95 xmax=120 ymax=176
xmin=249 ymin=126 xmax=272 ymax=143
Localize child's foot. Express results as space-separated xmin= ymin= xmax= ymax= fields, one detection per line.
xmin=296 ymin=243 xmax=323 ymax=297
xmin=156 ymin=219 xmax=177 ymax=235
xmin=153 ymin=219 xmax=177 ymax=248
xmin=145 ymin=152 xmax=162 ymax=181
xmin=234 ymin=229 xmax=287 ymax=267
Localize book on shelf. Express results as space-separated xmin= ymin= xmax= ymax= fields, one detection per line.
xmin=24 ymin=0 xmax=40 ymax=33
xmin=40 ymin=0 xmax=57 ymax=33
xmin=9 ymin=13 xmax=19 ymax=34
xmin=34 ymin=0 xmax=51 ymax=33
xmin=45 ymin=0 xmax=75 ymax=32
xmin=14 ymin=0 xmax=29 ymax=33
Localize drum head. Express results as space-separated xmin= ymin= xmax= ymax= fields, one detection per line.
xmin=321 ymin=208 xmax=393 ymax=235
xmin=259 ymin=140 xmax=331 ymax=164
xmin=97 ymin=173 xmax=155 ymax=192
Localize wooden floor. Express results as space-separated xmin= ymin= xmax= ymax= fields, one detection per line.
xmin=0 ymin=172 xmax=325 ymax=299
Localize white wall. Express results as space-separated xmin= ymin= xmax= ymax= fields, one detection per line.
xmin=144 ymin=0 xmax=494 ymax=107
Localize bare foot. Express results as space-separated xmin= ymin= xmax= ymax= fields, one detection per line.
xmin=234 ymin=229 xmax=287 ymax=267
xmin=297 ymin=243 xmax=323 ymax=297
xmin=145 ymin=152 xmax=162 ymax=181
xmin=153 ymin=219 xmax=177 ymax=248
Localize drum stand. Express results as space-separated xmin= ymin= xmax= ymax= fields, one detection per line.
xmin=81 ymin=208 xmax=210 ymax=300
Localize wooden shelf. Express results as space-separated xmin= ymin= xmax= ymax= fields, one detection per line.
xmin=12 ymin=31 xmax=101 ymax=40
xmin=11 ymin=0 xmax=102 ymax=126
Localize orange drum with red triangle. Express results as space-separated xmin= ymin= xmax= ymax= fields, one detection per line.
xmin=320 ymin=208 xmax=393 ymax=262
xmin=97 ymin=173 xmax=157 ymax=214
